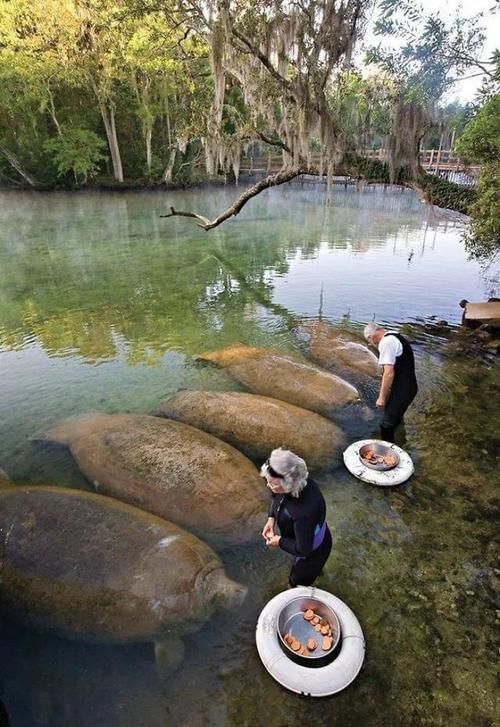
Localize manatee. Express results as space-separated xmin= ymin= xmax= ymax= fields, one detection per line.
xmin=197 ymin=344 xmax=360 ymax=417
xmin=0 ymin=481 xmax=246 ymax=665
xmin=37 ymin=413 xmax=267 ymax=543
xmin=156 ymin=390 xmax=346 ymax=470
xmin=295 ymin=321 xmax=380 ymax=377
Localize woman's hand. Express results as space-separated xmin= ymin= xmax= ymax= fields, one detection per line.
xmin=262 ymin=517 xmax=275 ymax=541
xmin=266 ymin=535 xmax=281 ymax=549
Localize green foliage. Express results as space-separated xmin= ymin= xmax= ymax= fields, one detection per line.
xmin=454 ymin=96 xmax=500 ymax=260
xmin=463 ymin=164 xmax=500 ymax=260
xmin=342 ymin=152 xmax=413 ymax=184
xmin=44 ymin=128 xmax=107 ymax=183
xmin=419 ymin=173 xmax=476 ymax=215
xmin=0 ymin=0 xmax=212 ymax=187
xmin=455 ymin=96 xmax=500 ymax=164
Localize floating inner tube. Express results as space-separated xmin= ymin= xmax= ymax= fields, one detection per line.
xmin=343 ymin=439 xmax=414 ymax=486
xmin=255 ymin=586 xmax=365 ymax=697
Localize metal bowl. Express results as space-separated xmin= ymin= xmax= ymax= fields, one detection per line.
xmin=358 ymin=442 xmax=400 ymax=471
xmin=277 ymin=596 xmax=341 ymax=668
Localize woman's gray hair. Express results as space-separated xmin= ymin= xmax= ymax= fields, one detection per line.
xmin=363 ymin=322 xmax=382 ymax=339
xmin=264 ymin=448 xmax=309 ymax=497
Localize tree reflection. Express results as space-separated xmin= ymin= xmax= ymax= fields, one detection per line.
xmin=0 ymin=188 xmax=433 ymax=362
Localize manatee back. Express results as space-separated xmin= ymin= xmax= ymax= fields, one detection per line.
xmin=227 ymin=353 xmax=360 ymax=416
xmin=41 ymin=414 xmax=267 ymax=542
xmin=157 ymin=390 xmax=346 ymax=469
xmin=0 ymin=486 xmax=221 ymax=643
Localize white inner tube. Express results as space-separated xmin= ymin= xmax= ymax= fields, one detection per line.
xmin=256 ymin=586 xmax=365 ymax=697
xmin=343 ymin=439 xmax=414 ymax=486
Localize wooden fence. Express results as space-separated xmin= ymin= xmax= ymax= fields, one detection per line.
xmin=239 ymin=149 xmax=480 ymax=183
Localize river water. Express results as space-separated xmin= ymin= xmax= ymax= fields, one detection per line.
xmin=0 ymin=185 xmax=498 ymax=727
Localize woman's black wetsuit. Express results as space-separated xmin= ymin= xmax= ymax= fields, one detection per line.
xmin=268 ymin=479 xmax=332 ymax=587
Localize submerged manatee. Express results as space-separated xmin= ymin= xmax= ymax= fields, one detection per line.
xmin=295 ymin=321 xmax=380 ymax=377
xmin=156 ymin=390 xmax=346 ymax=470
xmin=0 ymin=482 xmax=246 ymax=657
xmin=197 ymin=344 xmax=360 ymax=417
xmin=38 ymin=413 xmax=267 ymax=542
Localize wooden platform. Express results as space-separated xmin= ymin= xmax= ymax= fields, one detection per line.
xmin=463 ymin=301 xmax=500 ymax=327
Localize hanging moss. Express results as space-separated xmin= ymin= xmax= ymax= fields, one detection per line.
xmin=388 ymin=100 xmax=429 ymax=183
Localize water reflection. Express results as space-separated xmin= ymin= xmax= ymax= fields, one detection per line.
xmin=0 ymin=186 xmax=494 ymax=363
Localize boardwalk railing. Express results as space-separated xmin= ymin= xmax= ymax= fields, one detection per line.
xmin=239 ymin=149 xmax=479 ymax=186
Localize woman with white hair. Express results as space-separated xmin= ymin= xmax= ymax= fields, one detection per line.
xmin=261 ymin=448 xmax=332 ymax=587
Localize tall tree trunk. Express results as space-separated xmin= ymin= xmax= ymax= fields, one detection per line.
xmin=145 ymin=126 xmax=152 ymax=174
xmin=0 ymin=146 xmax=39 ymax=187
xmin=95 ymin=88 xmax=124 ymax=182
xmin=162 ymin=147 xmax=177 ymax=183
xmin=107 ymin=105 xmax=123 ymax=182
xmin=47 ymin=84 xmax=63 ymax=137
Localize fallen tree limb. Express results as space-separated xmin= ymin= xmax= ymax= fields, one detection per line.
xmin=159 ymin=207 xmax=211 ymax=226
xmin=161 ymin=167 xmax=305 ymax=230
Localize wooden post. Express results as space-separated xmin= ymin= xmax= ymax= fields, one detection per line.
xmin=428 ymin=149 xmax=434 ymax=169
xmin=435 ymin=132 xmax=443 ymax=174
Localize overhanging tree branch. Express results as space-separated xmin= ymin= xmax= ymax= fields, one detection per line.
xmin=255 ymin=131 xmax=292 ymax=153
xmin=160 ymin=167 xmax=306 ymax=230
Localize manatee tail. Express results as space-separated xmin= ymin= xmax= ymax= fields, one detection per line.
xmin=32 ymin=412 xmax=112 ymax=447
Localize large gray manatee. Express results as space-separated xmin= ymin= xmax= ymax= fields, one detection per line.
xmin=37 ymin=413 xmax=267 ymax=542
xmin=0 ymin=480 xmax=246 ymax=668
xmin=156 ymin=390 xmax=346 ymax=471
xmin=295 ymin=321 xmax=380 ymax=378
xmin=197 ymin=343 xmax=360 ymax=417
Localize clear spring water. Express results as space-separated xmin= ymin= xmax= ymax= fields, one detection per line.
xmin=0 ymin=184 xmax=498 ymax=726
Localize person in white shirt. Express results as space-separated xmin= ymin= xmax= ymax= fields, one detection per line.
xmin=364 ymin=323 xmax=418 ymax=442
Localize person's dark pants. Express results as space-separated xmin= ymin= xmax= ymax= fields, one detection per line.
xmin=381 ymin=386 xmax=417 ymax=443
xmin=289 ymin=528 xmax=332 ymax=587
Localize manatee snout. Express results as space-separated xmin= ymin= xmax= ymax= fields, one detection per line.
xmin=207 ymin=571 xmax=248 ymax=610
xmin=225 ymin=581 xmax=248 ymax=608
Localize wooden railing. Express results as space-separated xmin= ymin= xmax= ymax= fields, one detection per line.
xmin=239 ymin=149 xmax=480 ymax=177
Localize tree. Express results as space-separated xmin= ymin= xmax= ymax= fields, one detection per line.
xmin=160 ymin=0 xmax=372 ymax=228
xmin=366 ymin=0 xmax=495 ymax=182
xmin=44 ymin=127 xmax=107 ymax=183
xmin=455 ymin=95 xmax=500 ymax=261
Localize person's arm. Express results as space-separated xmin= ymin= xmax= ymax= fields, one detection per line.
xmin=262 ymin=497 xmax=277 ymax=540
xmin=262 ymin=516 xmax=275 ymax=540
xmin=377 ymin=364 xmax=395 ymax=407
xmin=279 ymin=515 xmax=315 ymax=557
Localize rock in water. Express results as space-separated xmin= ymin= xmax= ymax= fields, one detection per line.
xmin=295 ymin=321 xmax=380 ymax=378
xmin=0 ymin=484 xmax=246 ymax=645
xmin=37 ymin=413 xmax=267 ymax=542
xmin=156 ymin=390 xmax=346 ymax=471
xmin=197 ymin=344 xmax=360 ymax=417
